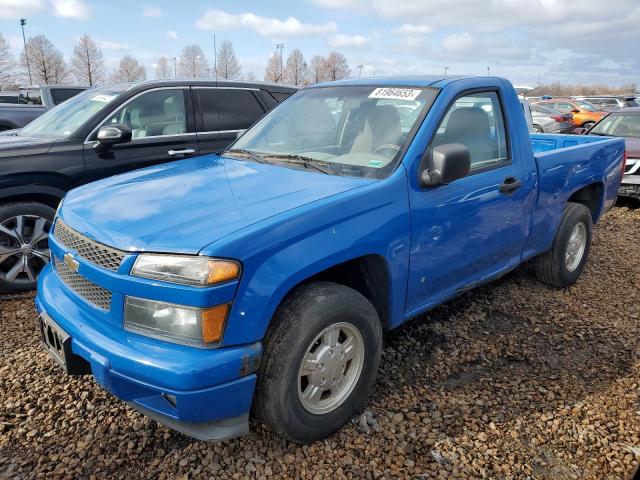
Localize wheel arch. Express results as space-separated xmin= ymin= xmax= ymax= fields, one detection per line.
xmin=567 ymin=182 xmax=604 ymax=221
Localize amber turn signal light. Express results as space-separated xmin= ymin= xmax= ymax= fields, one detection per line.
xmin=201 ymin=303 xmax=230 ymax=343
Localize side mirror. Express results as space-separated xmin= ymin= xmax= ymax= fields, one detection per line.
xmin=94 ymin=124 xmax=132 ymax=152
xmin=571 ymin=109 xmax=580 ymax=114
xmin=420 ymin=143 xmax=471 ymax=188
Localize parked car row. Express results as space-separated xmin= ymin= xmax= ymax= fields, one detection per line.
xmin=0 ymin=85 xmax=88 ymax=131
xmin=0 ymin=80 xmax=297 ymax=292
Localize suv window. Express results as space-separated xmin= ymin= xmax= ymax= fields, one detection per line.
xmin=51 ymin=88 xmax=85 ymax=105
xmin=432 ymin=91 xmax=509 ymax=172
xmin=218 ymin=89 xmax=264 ymax=131
xmin=103 ymin=89 xmax=186 ymax=139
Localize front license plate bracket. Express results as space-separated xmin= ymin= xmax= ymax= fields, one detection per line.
xmin=39 ymin=313 xmax=91 ymax=376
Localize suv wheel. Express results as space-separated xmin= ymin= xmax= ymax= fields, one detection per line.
xmin=254 ymin=281 xmax=382 ymax=444
xmin=0 ymin=202 xmax=55 ymax=293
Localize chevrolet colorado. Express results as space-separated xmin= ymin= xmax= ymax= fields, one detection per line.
xmin=36 ymin=76 xmax=625 ymax=443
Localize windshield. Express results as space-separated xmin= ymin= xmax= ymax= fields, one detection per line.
xmin=21 ymin=89 xmax=123 ymax=139
xmin=229 ymin=85 xmax=438 ymax=178
xmin=575 ymin=100 xmax=597 ymax=112
xmin=589 ymin=114 xmax=640 ymax=138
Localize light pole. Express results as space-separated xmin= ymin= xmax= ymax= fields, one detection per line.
xmin=172 ymin=56 xmax=177 ymax=78
xmin=357 ymin=64 xmax=364 ymax=79
xmin=276 ymin=43 xmax=284 ymax=83
xmin=487 ymin=66 xmax=491 ymax=76
xmin=443 ymin=66 xmax=449 ymax=76
xmin=20 ymin=19 xmax=32 ymax=86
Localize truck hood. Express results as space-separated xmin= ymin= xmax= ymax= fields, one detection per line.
xmin=59 ymin=154 xmax=375 ymax=253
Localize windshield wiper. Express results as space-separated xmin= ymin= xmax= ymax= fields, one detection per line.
xmin=262 ymin=154 xmax=334 ymax=175
xmin=224 ymin=148 xmax=272 ymax=164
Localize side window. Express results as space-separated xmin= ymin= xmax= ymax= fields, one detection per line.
xmin=432 ymin=91 xmax=509 ymax=172
xmin=554 ymin=102 xmax=573 ymax=113
xmin=103 ymin=89 xmax=186 ymax=139
xmin=51 ymin=88 xmax=85 ymax=105
xmin=218 ymin=89 xmax=265 ymax=131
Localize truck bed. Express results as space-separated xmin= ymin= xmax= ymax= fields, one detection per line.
xmin=523 ymin=133 xmax=625 ymax=260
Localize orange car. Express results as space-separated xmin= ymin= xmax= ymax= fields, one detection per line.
xmin=532 ymin=98 xmax=608 ymax=129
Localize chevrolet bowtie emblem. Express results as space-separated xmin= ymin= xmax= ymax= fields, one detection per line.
xmin=63 ymin=253 xmax=79 ymax=272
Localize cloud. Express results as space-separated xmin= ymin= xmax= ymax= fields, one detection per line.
xmin=309 ymin=0 xmax=366 ymax=9
xmin=196 ymin=10 xmax=337 ymax=38
xmin=166 ymin=30 xmax=178 ymax=40
xmin=394 ymin=24 xmax=431 ymax=35
xmin=0 ymin=0 xmax=45 ymax=19
xmin=51 ymin=0 xmax=89 ymax=19
xmin=142 ymin=5 xmax=163 ymax=17
xmin=442 ymin=32 xmax=474 ymax=52
xmin=329 ymin=34 xmax=370 ymax=48
xmin=97 ymin=39 xmax=129 ymax=51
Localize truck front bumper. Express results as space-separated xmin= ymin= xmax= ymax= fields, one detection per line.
xmin=36 ymin=263 xmax=261 ymax=441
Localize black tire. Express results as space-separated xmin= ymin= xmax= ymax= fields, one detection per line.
xmin=535 ymin=202 xmax=593 ymax=288
xmin=533 ymin=124 xmax=544 ymax=133
xmin=582 ymin=122 xmax=595 ymax=131
xmin=0 ymin=201 xmax=56 ymax=293
xmin=254 ymin=281 xmax=382 ymax=444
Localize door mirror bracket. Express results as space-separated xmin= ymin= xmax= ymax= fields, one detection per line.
xmin=419 ymin=143 xmax=471 ymax=188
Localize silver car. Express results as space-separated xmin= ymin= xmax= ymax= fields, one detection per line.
xmin=575 ymin=96 xmax=638 ymax=112
xmin=530 ymin=104 xmax=574 ymax=133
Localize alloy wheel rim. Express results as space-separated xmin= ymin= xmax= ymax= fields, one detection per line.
xmin=565 ymin=222 xmax=587 ymax=272
xmin=297 ymin=322 xmax=365 ymax=415
xmin=0 ymin=215 xmax=51 ymax=284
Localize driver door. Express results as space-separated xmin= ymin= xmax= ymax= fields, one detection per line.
xmin=82 ymin=87 xmax=198 ymax=183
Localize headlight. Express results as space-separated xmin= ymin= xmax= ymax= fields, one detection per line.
xmin=131 ymin=254 xmax=240 ymax=286
xmin=124 ymin=296 xmax=229 ymax=346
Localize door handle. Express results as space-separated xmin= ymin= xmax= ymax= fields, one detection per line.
xmin=499 ymin=176 xmax=522 ymax=194
xmin=168 ymin=148 xmax=196 ymax=156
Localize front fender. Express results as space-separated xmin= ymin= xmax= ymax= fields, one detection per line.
xmin=203 ymin=168 xmax=411 ymax=347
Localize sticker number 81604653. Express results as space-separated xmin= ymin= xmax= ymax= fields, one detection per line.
xmin=368 ymin=88 xmax=422 ymax=101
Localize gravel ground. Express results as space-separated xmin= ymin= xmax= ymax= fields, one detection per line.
xmin=1 ymin=205 xmax=639 ymax=479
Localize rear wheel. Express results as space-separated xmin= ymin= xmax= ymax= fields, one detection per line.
xmin=535 ymin=202 xmax=592 ymax=288
xmin=254 ymin=281 xmax=382 ymax=444
xmin=533 ymin=124 xmax=544 ymax=133
xmin=582 ymin=121 xmax=595 ymax=131
xmin=0 ymin=202 xmax=55 ymax=293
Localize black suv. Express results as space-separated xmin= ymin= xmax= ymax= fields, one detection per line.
xmin=0 ymin=79 xmax=296 ymax=292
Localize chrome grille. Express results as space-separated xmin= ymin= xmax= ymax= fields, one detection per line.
xmin=54 ymin=258 xmax=112 ymax=311
xmin=53 ymin=221 xmax=125 ymax=271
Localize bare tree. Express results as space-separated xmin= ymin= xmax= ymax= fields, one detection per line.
xmin=284 ymin=48 xmax=308 ymax=87
xmin=216 ymin=40 xmax=241 ymax=80
xmin=0 ymin=33 xmax=16 ymax=88
xmin=20 ymin=35 xmax=66 ymax=85
xmin=264 ymin=53 xmax=281 ymax=83
xmin=155 ymin=56 xmax=171 ymax=79
xmin=178 ymin=45 xmax=208 ymax=78
xmin=309 ymin=55 xmax=327 ymax=84
xmin=243 ymin=71 xmax=257 ymax=81
xmin=111 ymin=55 xmax=146 ymax=83
xmin=70 ymin=34 xmax=106 ymax=86
xmin=324 ymin=51 xmax=350 ymax=81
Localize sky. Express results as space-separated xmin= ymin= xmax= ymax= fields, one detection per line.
xmin=0 ymin=0 xmax=639 ymax=86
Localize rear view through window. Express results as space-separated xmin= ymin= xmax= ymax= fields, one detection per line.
xmin=231 ymin=85 xmax=438 ymax=178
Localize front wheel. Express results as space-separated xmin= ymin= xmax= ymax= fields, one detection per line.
xmin=0 ymin=202 xmax=55 ymax=293
xmin=254 ymin=281 xmax=382 ymax=444
xmin=535 ymin=202 xmax=593 ymax=288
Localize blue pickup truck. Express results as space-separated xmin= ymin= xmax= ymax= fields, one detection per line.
xmin=36 ymin=76 xmax=625 ymax=444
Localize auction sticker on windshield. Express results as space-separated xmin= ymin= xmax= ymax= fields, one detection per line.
xmin=91 ymin=94 xmax=117 ymax=103
xmin=369 ymin=88 xmax=421 ymax=101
